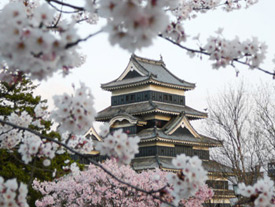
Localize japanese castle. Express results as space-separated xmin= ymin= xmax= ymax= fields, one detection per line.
xmin=86 ymin=54 xmax=235 ymax=206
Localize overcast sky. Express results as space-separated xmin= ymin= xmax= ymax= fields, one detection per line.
xmin=34 ymin=0 xmax=275 ymax=130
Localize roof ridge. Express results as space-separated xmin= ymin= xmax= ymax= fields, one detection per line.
xmin=130 ymin=56 xmax=152 ymax=77
xmin=133 ymin=54 xmax=195 ymax=88
xmin=132 ymin=54 xmax=165 ymax=66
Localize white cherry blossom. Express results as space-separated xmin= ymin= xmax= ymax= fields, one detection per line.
xmin=167 ymin=154 xmax=208 ymax=205
xmin=0 ymin=177 xmax=28 ymax=207
xmin=51 ymin=82 xmax=96 ymax=135
xmin=238 ymin=176 xmax=274 ymax=207
xmin=0 ymin=2 xmax=83 ymax=81
xmin=96 ymin=129 xmax=140 ymax=165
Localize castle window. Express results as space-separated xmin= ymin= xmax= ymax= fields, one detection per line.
xmin=159 ymin=94 xmax=162 ymax=100
xmin=173 ymin=96 xmax=178 ymax=104
xmin=111 ymin=91 xmax=185 ymax=106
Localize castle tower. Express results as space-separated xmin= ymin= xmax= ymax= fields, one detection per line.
xmin=95 ymin=54 xmax=235 ymax=206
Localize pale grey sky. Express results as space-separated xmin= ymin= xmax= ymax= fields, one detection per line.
xmin=34 ymin=0 xmax=275 ymax=130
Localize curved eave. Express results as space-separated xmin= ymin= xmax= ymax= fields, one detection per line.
xmin=109 ymin=113 xmax=140 ymax=126
xmin=96 ymin=109 xmax=207 ymax=121
xmin=140 ymin=137 xmax=220 ymax=148
xmin=101 ymin=78 xmax=195 ymax=92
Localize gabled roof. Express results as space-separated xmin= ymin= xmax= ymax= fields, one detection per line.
xmin=163 ymin=113 xmax=200 ymax=137
xmin=101 ymin=54 xmax=195 ymax=91
xmin=85 ymin=126 xmax=102 ymax=141
xmin=96 ymin=101 xmax=207 ymax=121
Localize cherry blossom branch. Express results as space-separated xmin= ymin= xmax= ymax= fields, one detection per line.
xmin=65 ymin=30 xmax=103 ymax=49
xmin=52 ymin=4 xmax=63 ymax=28
xmin=47 ymin=1 xmax=80 ymax=14
xmin=45 ymin=0 xmax=84 ymax=11
xmin=0 ymin=119 xmax=175 ymax=207
xmin=159 ymin=35 xmax=275 ymax=77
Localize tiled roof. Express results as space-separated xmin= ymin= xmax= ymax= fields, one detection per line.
xmin=132 ymin=156 xmax=232 ymax=173
xmin=137 ymin=128 xmax=221 ymax=147
xmin=96 ymin=101 xmax=207 ymax=121
xmin=101 ymin=54 xmax=195 ymax=90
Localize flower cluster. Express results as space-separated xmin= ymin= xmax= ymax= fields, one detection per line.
xmin=171 ymin=0 xmax=220 ymax=20
xmin=0 ymin=104 xmax=61 ymax=164
xmin=0 ymin=112 xmax=32 ymax=149
xmin=96 ymin=129 xmax=140 ymax=165
xmin=18 ymin=132 xmax=42 ymax=163
xmin=224 ymin=0 xmax=259 ymax=11
xmin=86 ymin=0 xmax=171 ymax=52
xmin=180 ymin=184 xmax=214 ymax=207
xmin=0 ymin=87 xmax=95 ymax=164
xmin=238 ymin=176 xmax=275 ymax=207
xmin=163 ymin=21 xmax=187 ymax=43
xmin=51 ymin=82 xmax=96 ymax=135
xmin=0 ymin=1 xmax=83 ymax=81
xmin=72 ymin=11 xmax=99 ymax=25
xmin=33 ymin=159 xmax=213 ymax=207
xmin=171 ymin=0 xmax=259 ymax=18
xmin=61 ymin=133 xmax=94 ymax=154
xmin=11 ymin=129 xmax=61 ymax=165
xmin=32 ymin=103 xmax=50 ymax=128
xmin=167 ymin=154 xmax=208 ymax=205
xmin=203 ymin=35 xmax=267 ymax=69
xmin=0 ymin=177 xmax=28 ymax=207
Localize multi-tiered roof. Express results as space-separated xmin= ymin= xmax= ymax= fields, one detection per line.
xmin=97 ymin=54 xmax=221 ymax=149
xmin=94 ymin=54 xmax=234 ymax=206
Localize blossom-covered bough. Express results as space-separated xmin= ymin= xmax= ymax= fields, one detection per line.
xmin=0 ymin=0 xmax=275 ymax=207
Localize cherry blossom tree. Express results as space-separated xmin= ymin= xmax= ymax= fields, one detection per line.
xmin=0 ymin=0 xmax=275 ymax=207
xmin=33 ymin=159 xmax=213 ymax=207
xmin=0 ymin=76 xmax=75 ymax=206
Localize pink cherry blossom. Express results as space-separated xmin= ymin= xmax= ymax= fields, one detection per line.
xmin=33 ymin=159 xmax=213 ymax=207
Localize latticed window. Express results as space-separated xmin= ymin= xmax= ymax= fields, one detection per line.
xmin=111 ymin=91 xmax=185 ymax=106
xmin=206 ymin=180 xmax=229 ymax=189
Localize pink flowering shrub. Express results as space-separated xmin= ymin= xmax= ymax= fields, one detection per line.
xmin=33 ymin=159 xmax=213 ymax=207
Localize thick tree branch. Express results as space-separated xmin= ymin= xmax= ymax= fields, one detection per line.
xmin=45 ymin=0 xmax=84 ymax=11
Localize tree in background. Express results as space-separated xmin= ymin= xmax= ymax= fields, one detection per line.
xmin=0 ymin=77 xmax=73 ymax=207
xmin=254 ymin=84 xmax=275 ymax=154
xmin=204 ymin=83 xmax=274 ymax=185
